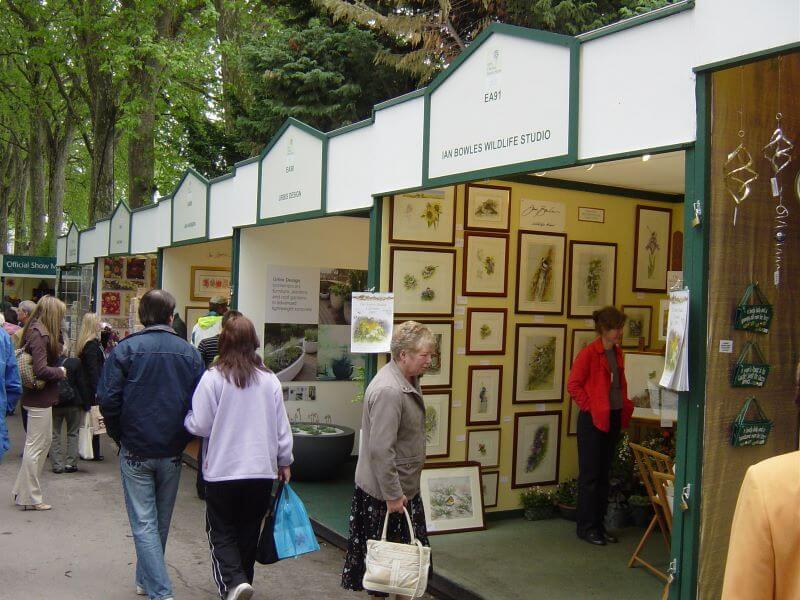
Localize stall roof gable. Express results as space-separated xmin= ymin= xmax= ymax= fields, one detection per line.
xmin=172 ymin=167 xmax=209 ymax=197
xmin=258 ymin=118 xmax=326 ymax=162
xmin=426 ymin=23 xmax=577 ymax=96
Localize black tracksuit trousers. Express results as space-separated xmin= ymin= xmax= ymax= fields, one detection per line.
xmin=576 ymin=408 xmax=621 ymax=537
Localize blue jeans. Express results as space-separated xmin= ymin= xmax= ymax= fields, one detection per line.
xmin=119 ymin=446 xmax=182 ymax=600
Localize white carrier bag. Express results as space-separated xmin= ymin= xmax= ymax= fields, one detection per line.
xmin=362 ymin=507 xmax=431 ymax=598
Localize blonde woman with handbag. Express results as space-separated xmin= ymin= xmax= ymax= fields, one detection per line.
xmin=12 ymin=296 xmax=67 ymax=511
xmin=341 ymin=321 xmax=434 ymax=599
xmin=76 ymin=312 xmax=105 ymax=460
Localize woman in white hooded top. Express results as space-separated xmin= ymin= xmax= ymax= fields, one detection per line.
xmin=185 ymin=314 xmax=292 ymax=600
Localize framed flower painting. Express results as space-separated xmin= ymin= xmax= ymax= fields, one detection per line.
xmin=423 ymin=392 xmax=451 ymax=458
xmin=390 ymin=247 xmax=456 ymax=316
xmin=515 ymin=231 xmax=567 ymax=314
xmin=567 ymin=241 xmax=617 ymax=318
xmin=621 ymin=305 xmax=653 ymax=348
xmin=513 ymin=324 xmax=566 ymax=404
xmin=464 ymin=184 xmax=511 ymax=232
xmin=462 ymin=232 xmax=508 ymax=297
xmin=633 ymin=205 xmax=672 ymax=292
xmin=512 ymin=411 xmax=562 ymax=488
xmin=389 ymin=187 xmax=456 ymax=246
xmin=466 ymin=308 xmax=507 ymax=355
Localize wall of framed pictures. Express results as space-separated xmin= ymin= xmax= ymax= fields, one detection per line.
xmin=379 ymin=181 xmax=683 ymax=513
xmin=161 ymin=238 xmax=233 ymax=332
xmin=96 ymin=254 xmax=159 ymax=339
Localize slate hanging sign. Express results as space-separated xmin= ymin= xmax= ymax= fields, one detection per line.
xmin=733 ymin=283 xmax=772 ymax=333
xmin=730 ymin=341 xmax=770 ymax=388
xmin=730 ymin=397 xmax=772 ymax=447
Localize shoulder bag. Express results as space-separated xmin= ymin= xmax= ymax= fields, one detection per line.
xmin=363 ymin=507 xmax=431 ymax=598
xmin=15 ymin=344 xmax=46 ymax=391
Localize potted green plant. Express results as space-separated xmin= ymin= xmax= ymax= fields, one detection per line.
xmin=331 ymin=352 xmax=353 ymax=380
xmin=302 ymin=328 xmax=318 ymax=354
xmin=628 ymin=494 xmax=653 ymax=527
xmin=555 ymin=477 xmax=579 ymax=521
xmin=329 ymin=282 xmax=350 ymax=311
xmin=519 ymin=487 xmax=556 ymax=521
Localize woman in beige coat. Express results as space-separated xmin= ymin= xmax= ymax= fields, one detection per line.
xmin=341 ymin=321 xmax=435 ymax=598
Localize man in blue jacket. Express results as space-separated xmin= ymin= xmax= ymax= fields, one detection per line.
xmin=98 ymin=289 xmax=204 ymax=600
xmin=0 ymin=327 xmax=22 ymax=462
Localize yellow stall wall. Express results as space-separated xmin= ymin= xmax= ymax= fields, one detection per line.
xmin=380 ymin=179 xmax=684 ymax=513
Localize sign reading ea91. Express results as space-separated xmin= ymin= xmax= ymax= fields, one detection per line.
xmin=427 ymin=32 xmax=573 ymax=180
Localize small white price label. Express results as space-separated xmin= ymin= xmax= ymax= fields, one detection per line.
xmin=455 ymin=238 xmax=464 ymax=248
xmin=584 ymin=319 xmax=594 ymax=327
xmin=479 ymin=360 xmax=490 ymax=365
xmin=456 ymin=434 xmax=465 ymax=442
xmin=719 ymin=340 xmax=734 ymax=353
xmin=454 ymin=321 xmax=464 ymax=330
xmin=455 ymin=306 xmax=466 ymax=315
xmin=636 ymin=292 xmax=645 ymax=299
xmin=453 ymin=401 xmax=462 ymax=408
xmin=456 ymin=347 xmax=466 ymax=355
xmin=500 ymin=476 xmax=509 ymax=483
xmin=533 ymin=315 xmax=544 ymax=323
xmin=503 ymin=416 xmax=512 ymax=423
xmin=455 ymin=224 xmax=464 ymax=231
xmin=457 ymin=296 xmax=469 ymax=305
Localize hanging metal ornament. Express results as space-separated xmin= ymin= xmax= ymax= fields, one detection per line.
xmin=724 ymin=131 xmax=758 ymax=226
xmin=762 ymin=115 xmax=793 ymax=286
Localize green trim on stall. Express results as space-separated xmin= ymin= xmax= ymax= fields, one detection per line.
xmin=421 ymin=23 xmax=580 ymax=187
xmin=498 ymin=174 xmax=684 ymax=203
xmin=577 ymin=1 xmax=695 ymax=43
xmin=669 ymin=75 xmax=710 ymax=600
xmin=156 ymin=248 xmax=164 ymax=288
xmin=693 ymin=40 xmax=800 ymax=73
xmin=364 ymin=197 xmax=384 ymax=388
xmin=230 ymin=228 xmax=241 ymax=310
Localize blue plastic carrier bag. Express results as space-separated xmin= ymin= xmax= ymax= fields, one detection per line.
xmin=273 ymin=483 xmax=320 ymax=559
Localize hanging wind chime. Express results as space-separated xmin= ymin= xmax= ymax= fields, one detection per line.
xmin=761 ymin=57 xmax=794 ymax=287
xmin=723 ymin=70 xmax=758 ymax=227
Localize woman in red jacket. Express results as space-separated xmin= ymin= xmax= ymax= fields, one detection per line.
xmin=567 ymin=306 xmax=634 ymax=546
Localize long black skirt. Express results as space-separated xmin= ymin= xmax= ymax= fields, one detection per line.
xmin=341 ymin=486 xmax=431 ymax=596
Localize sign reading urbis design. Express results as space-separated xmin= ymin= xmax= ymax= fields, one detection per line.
xmin=1 ymin=254 xmax=57 ymax=277
xmin=172 ymin=170 xmax=208 ymax=243
xmin=426 ymin=27 xmax=577 ymax=182
xmin=259 ymin=121 xmax=325 ymax=221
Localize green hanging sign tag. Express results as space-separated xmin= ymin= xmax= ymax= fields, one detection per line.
xmin=733 ymin=283 xmax=772 ymax=333
xmin=730 ymin=397 xmax=772 ymax=447
xmin=730 ymin=341 xmax=770 ymax=388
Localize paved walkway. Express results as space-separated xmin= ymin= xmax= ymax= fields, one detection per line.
xmin=0 ymin=413 xmax=411 ymax=600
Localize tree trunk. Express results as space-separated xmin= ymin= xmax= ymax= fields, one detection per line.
xmin=47 ymin=115 xmax=74 ymax=242
xmin=127 ymin=59 xmax=157 ymax=209
xmin=28 ymin=108 xmax=47 ymax=254
xmin=213 ymin=0 xmax=240 ymax=136
xmin=90 ymin=90 xmax=116 ymax=223
xmin=0 ymin=145 xmax=14 ymax=253
xmin=13 ymin=156 xmax=30 ymax=254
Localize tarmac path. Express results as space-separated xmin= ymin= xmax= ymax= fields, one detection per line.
xmin=0 ymin=413 xmax=432 ymax=600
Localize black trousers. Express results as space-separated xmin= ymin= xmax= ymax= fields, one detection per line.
xmin=205 ymin=478 xmax=274 ymax=598
xmin=576 ymin=409 xmax=621 ymax=537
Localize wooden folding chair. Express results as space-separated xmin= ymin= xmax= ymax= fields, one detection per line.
xmin=628 ymin=443 xmax=674 ymax=581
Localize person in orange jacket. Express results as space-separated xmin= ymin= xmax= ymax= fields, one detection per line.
xmin=567 ymin=306 xmax=634 ymax=546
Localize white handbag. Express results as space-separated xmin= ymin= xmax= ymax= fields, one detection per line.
xmin=362 ymin=508 xmax=431 ymax=598
xmin=78 ymin=412 xmax=94 ymax=460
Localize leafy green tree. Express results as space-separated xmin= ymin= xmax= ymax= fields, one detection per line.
xmin=235 ymin=14 xmax=416 ymax=153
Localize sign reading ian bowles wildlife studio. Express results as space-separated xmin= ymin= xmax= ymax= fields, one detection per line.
xmin=171 ymin=169 xmax=209 ymax=244
xmin=259 ymin=119 xmax=326 ymax=222
xmin=425 ymin=25 xmax=579 ymax=184
xmin=1 ymin=255 xmax=57 ymax=277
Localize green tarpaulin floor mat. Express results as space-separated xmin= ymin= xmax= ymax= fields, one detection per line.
xmin=293 ymin=462 xmax=668 ymax=600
